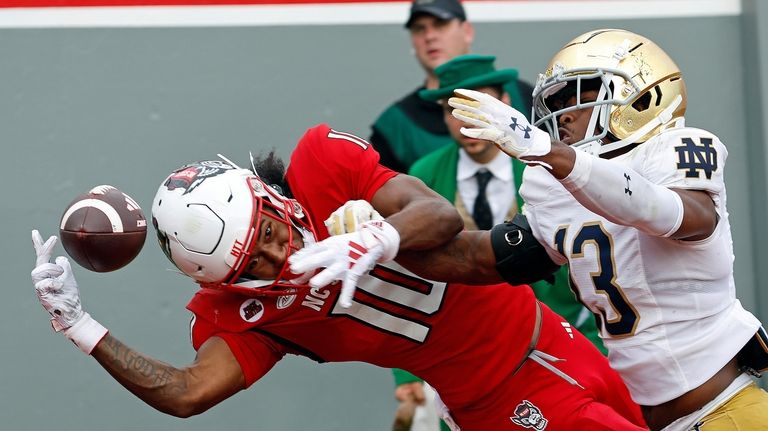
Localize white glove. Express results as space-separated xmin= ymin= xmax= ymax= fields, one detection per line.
xmin=449 ymin=88 xmax=552 ymax=167
xmin=289 ymin=220 xmax=400 ymax=308
xmin=289 ymin=200 xmax=385 ymax=286
xmin=32 ymin=230 xmax=63 ymax=284
xmin=324 ymin=199 xmax=384 ymax=236
xmin=31 ymin=230 xmax=107 ymax=354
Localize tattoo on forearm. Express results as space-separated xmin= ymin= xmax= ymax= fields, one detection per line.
xmin=98 ymin=336 xmax=188 ymax=398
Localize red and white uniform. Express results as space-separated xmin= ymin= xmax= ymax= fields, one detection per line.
xmin=187 ymin=124 xmax=645 ymax=430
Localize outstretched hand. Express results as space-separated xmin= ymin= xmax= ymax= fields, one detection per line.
xmin=31 ymin=229 xmax=107 ymax=354
xmin=32 ymin=230 xmax=83 ymax=331
xmin=449 ymin=88 xmax=553 ymax=167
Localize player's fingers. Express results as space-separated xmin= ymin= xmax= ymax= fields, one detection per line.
xmin=459 ymin=126 xmax=497 ymax=141
xmin=289 ymin=245 xmax=334 ymax=273
xmin=447 ymin=95 xmax=481 ymax=111
xmin=343 ymin=205 xmax=359 ymax=233
xmin=54 ymin=256 xmax=74 ymax=282
xmin=288 ymin=270 xmax=314 ymax=286
xmin=34 ymin=277 xmax=62 ymax=295
xmin=340 ymin=252 xmax=379 ymax=307
xmin=338 ymin=284 xmax=355 ymax=308
xmin=453 ymin=88 xmax=488 ymax=103
xmin=31 ymin=262 xmax=65 ymax=284
xmin=339 ymin=273 xmax=360 ymax=308
xmin=32 ymin=229 xmax=43 ymax=250
xmin=32 ymin=230 xmax=58 ymax=266
xmin=308 ymin=261 xmax=346 ymax=289
xmin=452 ymin=110 xmax=491 ymax=128
xmin=448 ymin=99 xmax=486 ymax=119
xmin=325 ymin=212 xmax=344 ymax=236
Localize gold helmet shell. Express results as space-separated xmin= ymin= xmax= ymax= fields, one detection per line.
xmin=532 ymin=29 xmax=687 ymax=153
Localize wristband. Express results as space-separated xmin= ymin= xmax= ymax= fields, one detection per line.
xmin=361 ymin=220 xmax=400 ymax=262
xmin=64 ymin=313 xmax=109 ymax=354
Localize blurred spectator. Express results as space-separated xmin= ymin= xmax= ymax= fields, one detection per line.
xmin=369 ymin=0 xmax=532 ymax=174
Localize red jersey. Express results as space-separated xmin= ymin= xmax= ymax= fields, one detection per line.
xmin=187 ymin=124 xmax=645 ymax=430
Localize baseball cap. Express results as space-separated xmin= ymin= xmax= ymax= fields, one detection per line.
xmin=405 ymin=0 xmax=466 ymax=29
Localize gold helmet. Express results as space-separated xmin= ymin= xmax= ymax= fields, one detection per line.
xmin=532 ymin=29 xmax=687 ymax=155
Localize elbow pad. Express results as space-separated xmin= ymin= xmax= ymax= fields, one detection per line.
xmin=490 ymin=214 xmax=560 ymax=285
xmin=560 ymin=150 xmax=684 ymax=237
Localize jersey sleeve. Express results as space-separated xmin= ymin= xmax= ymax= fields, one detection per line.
xmin=286 ymin=124 xmax=398 ymax=233
xmin=519 ymin=168 xmax=569 ymax=266
xmin=522 ymin=204 xmax=569 ymax=266
xmin=190 ymin=313 xmax=286 ymax=388
xmin=637 ymin=127 xmax=727 ymax=196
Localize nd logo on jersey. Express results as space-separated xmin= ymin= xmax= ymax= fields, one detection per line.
xmin=675 ymin=137 xmax=717 ymax=179
xmin=510 ymin=400 xmax=548 ymax=430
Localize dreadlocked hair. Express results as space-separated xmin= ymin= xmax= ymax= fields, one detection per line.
xmin=251 ymin=150 xmax=293 ymax=198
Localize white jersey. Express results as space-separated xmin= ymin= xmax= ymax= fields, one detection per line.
xmin=520 ymin=125 xmax=761 ymax=406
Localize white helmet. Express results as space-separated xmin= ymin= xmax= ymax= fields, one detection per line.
xmin=151 ymin=159 xmax=316 ymax=296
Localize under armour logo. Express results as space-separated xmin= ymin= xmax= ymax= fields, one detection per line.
xmin=624 ymin=173 xmax=632 ymax=196
xmin=509 ymin=117 xmax=532 ymax=139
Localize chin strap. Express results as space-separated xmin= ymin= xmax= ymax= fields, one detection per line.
xmin=589 ymin=94 xmax=684 ymax=156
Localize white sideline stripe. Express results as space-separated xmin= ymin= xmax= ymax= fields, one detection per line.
xmin=60 ymin=199 xmax=124 ymax=233
xmin=0 ymin=0 xmax=741 ymax=28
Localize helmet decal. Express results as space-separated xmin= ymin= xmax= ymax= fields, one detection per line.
xmin=164 ymin=160 xmax=235 ymax=195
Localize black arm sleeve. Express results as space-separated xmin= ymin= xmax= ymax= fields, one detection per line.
xmin=490 ymin=214 xmax=560 ymax=285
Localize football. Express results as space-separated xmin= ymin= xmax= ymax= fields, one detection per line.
xmin=59 ymin=185 xmax=147 ymax=272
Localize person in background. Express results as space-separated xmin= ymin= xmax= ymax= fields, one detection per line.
xmin=369 ymin=0 xmax=533 ymax=174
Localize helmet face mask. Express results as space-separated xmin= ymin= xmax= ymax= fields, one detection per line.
xmin=533 ymin=69 xmax=621 ymax=147
xmin=532 ymin=29 xmax=687 ymax=156
xmin=152 ymin=160 xmax=316 ymax=297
